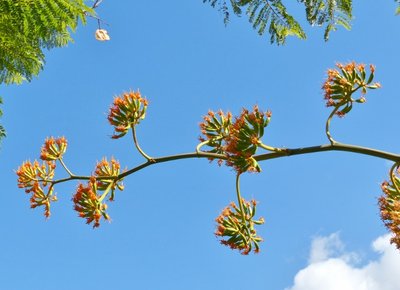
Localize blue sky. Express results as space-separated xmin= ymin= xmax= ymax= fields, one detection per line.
xmin=1 ymin=1 xmax=400 ymax=289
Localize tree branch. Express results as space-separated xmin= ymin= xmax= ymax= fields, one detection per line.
xmin=47 ymin=142 xmax=400 ymax=188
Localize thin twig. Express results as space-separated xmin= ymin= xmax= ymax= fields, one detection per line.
xmin=92 ymin=0 xmax=103 ymax=9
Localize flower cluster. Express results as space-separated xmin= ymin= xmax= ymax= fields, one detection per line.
xmin=322 ymin=62 xmax=381 ymax=117
xmin=16 ymin=137 xmax=69 ymax=218
xmin=199 ymin=110 xmax=232 ymax=162
xmin=199 ymin=106 xmax=271 ymax=173
xmin=29 ymin=183 xmax=57 ymax=218
xmin=73 ymin=157 xmax=125 ymax=228
xmin=16 ymin=135 xmax=125 ymax=227
xmin=16 ymin=160 xmax=57 ymax=218
xmin=40 ymin=137 xmax=67 ymax=161
xmin=225 ymin=106 xmax=271 ymax=173
xmin=94 ymin=157 xmax=124 ymax=201
xmin=379 ymin=164 xmax=400 ymax=249
xmin=108 ymin=90 xmax=148 ymax=139
xmin=215 ymin=199 xmax=264 ymax=255
xmin=72 ymin=177 xmax=110 ymax=228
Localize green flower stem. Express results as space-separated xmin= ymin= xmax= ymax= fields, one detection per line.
xmin=132 ymin=127 xmax=154 ymax=162
xmin=196 ymin=140 xmax=210 ymax=154
xmin=235 ymin=173 xmax=251 ymax=241
xmin=46 ymin=183 xmax=55 ymax=198
xmin=118 ymin=151 xmax=226 ymax=179
xmin=51 ymin=174 xmax=120 ymax=185
xmin=235 ymin=174 xmax=246 ymax=220
xmin=258 ymin=142 xmax=287 ymax=153
xmin=59 ymin=158 xmax=75 ymax=177
xmin=351 ymin=85 xmax=362 ymax=94
xmin=255 ymin=143 xmax=400 ymax=163
xmin=49 ymin=142 xmax=400 ymax=187
xmin=326 ymin=106 xmax=340 ymax=145
xmin=98 ymin=183 xmax=113 ymax=202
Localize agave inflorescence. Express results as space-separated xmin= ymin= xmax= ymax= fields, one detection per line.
xmin=322 ymin=62 xmax=381 ymax=117
xmin=40 ymin=136 xmax=67 ymax=161
xmin=13 ymin=63 xmax=393 ymax=257
xmin=215 ymin=198 xmax=264 ymax=255
xmin=72 ymin=177 xmax=111 ymax=228
xmin=199 ymin=106 xmax=273 ymax=173
xmin=380 ymin=164 xmax=400 ymax=249
xmin=108 ymin=90 xmax=148 ymax=139
xmin=16 ymin=160 xmax=57 ymax=218
xmin=94 ymin=157 xmax=124 ymax=201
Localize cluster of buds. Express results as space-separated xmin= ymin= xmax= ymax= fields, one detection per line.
xmin=16 ymin=160 xmax=57 ymax=218
xmin=108 ymin=90 xmax=148 ymax=139
xmin=199 ymin=106 xmax=271 ymax=173
xmin=16 ymin=137 xmax=67 ymax=217
xmin=225 ymin=106 xmax=271 ymax=173
xmin=379 ymin=164 xmax=400 ymax=249
xmin=94 ymin=157 xmax=124 ymax=201
xmin=73 ymin=157 xmax=124 ymax=227
xmin=199 ymin=110 xmax=232 ymax=157
xmin=215 ymin=199 xmax=264 ymax=255
xmin=40 ymin=137 xmax=67 ymax=161
xmin=72 ymin=177 xmax=110 ymax=228
xmin=17 ymin=160 xmax=55 ymax=189
xmin=16 ymin=135 xmax=125 ymax=227
xmin=322 ymin=62 xmax=381 ymax=117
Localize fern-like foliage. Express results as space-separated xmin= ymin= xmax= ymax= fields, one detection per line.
xmin=395 ymin=0 xmax=400 ymax=15
xmin=204 ymin=0 xmax=357 ymax=43
xmin=204 ymin=0 xmax=231 ymax=24
xmin=247 ymin=0 xmax=306 ymax=44
xmin=0 ymin=0 xmax=91 ymax=84
xmin=299 ymin=0 xmax=352 ymax=41
xmin=203 ymin=0 xmax=305 ymax=45
xmin=204 ymin=0 xmax=353 ymax=43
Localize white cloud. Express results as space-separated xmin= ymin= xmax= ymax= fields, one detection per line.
xmin=308 ymin=233 xmax=344 ymax=264
xmin=285 ymin=233 xmax=400 ymax=290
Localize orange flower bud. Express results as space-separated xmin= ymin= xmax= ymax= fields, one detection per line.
xmin=215 ymin=199 xmax=264 ymax=254
xmin=40 ymin=137 xmax=67 ymax=161
xmin=108 ymin=91 xmax=148 ymax=139
xmin=93 ymin=157 xmax=124 ymax=201
xmin=380 ymin=165 xmax=400 ymax=249
xmin=322 ymin=62 xmax=380 ymax=117
xmin=72 ymin=180 xmax=111 ymax=228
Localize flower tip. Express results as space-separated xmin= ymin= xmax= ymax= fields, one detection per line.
xmin=369 ymin=64 xmax=376 ymax=73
